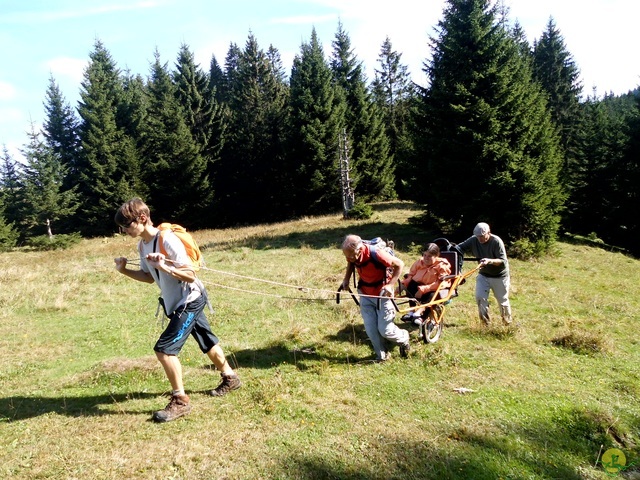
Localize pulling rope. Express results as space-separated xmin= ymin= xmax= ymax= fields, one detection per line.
xmin=203 ymin=280 xmax=336 ymax=302
xmin=123 ymin=258 xmax=394 ymax=303
xmin=203 ymin=266 xmax=320 ymax=293
xmin=201 ymin=265 xmax=400 ymax=302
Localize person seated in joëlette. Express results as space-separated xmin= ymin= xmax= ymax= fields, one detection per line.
xmin=400 ymin=243 xmax=451 ymax=325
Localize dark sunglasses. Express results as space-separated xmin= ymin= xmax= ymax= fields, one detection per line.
xmin=119 ymin=219 xmax=136 ymax=229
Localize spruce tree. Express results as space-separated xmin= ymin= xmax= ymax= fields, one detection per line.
xmin=119 ymin=72 xmax=148 ymax=146
xmin=76 ymin=40 xmax=141 ymax=235
xmin=207 ymin=54 xmax=230 ymax=163
xmin=287 ymin=28 xmax=346 ymax=215
xmin=330 ymin=22 xmax=394 ymax=201
xmin=532 ymin=18 xmax=583 ymax=192
xmin=371 ymin=36 xmax=418 ymax=197
xmin=0 ymin=148 xmax=19 ymax=249
xmin=571 ymin=92 xmax=637 ymax=251
xmin=222 ymin=42 xmax=242 ymax=105
xmin=173 ymin=44 xmax=224 ymax=164
xmin=0 ymin=209 xmax=18 ymax=250
xmin=208 ymin=55 xmax=226 ymax=104
xmin=511 ymin=21 xmax=532 ymax=58
xmin=617 ymin=91 xmax=640 ymax=254
xmin=139 ymin=50 xmax=209 ymax=226
xmin=17 ymin=126 xmax=78 ymax=239
xmin=606 ymin=92 xmax=640 ymax=253
xmin=569 ymin=96 xmax=617 ymax=236
xmin=168 ymin=45 xmax=223 ymax=225
xmin=267 ymin=43 xmax=289 ymax=88
xmin=0 ymin=145 xmax=23 ymax=234
xmin=42 ymin=75 xmax=80 ymax=193
xmin=215 ymin=33 xmax=289 ymax=225
xmin=414 ymin=0 xmax=565 ymax=253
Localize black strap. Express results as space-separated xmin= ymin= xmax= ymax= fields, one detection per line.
xmin=152 ymin=234 xmax=160 ymax=279
xmin=337 ymin=285 xmax=360 ymax=306
xmin=357 ymin=278 xmax=384 ymax=288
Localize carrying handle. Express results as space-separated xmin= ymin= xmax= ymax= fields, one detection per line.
xmin=337 ymin=284 xmax=359 ymax=306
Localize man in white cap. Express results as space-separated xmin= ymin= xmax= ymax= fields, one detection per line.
xmin=457 ymin=222 xmax=512 ymax=325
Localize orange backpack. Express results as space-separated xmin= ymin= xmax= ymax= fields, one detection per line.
xmin=156 ymin=223 xmax=204 ymax=272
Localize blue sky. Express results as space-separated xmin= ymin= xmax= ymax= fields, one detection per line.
xmin=1 ymin=0 xmax=639 ymax=161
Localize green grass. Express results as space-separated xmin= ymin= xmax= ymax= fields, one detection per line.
xmin=1 ymin=201 xmax=638 ymax=479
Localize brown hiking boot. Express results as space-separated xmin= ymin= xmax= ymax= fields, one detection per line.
xmin=152 ymin=394 xmax=191 ymax=423
xmin=209 ymin=373 xmax=241 ymax=397
xmin=501 ymin=306 xmax=513 ymax=325
xmin=399 ymin=341 xmax=411 ymax=359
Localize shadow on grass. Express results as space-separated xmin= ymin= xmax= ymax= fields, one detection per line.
xmin=225 ymin=322 xmax=418 ymax=370
xmin=229 ymin=338 xmax=379 ymax=371
xmin=560 ymin=232 xmax=632 ymax=257
xmin=326 ymin=321 xmax=370 ymax=344
xmin=0 ymin=391 xmax=161 ymax=421
xmin=275 ymin=442 xmax=584 ymax=480
xmin=201 ymin=206 xmax=436 ymax=253
xmin=225 ymin=320 xmax=417 ymax=370
xmin=368 ymin=201 xmax=424 ymax=213
xmin=270 ymin=411 xmax=613 ymax=480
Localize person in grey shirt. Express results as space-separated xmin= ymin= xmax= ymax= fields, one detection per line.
xmin=114 ymin=198 xmax=241 ymax=423
xmin=457 ymin=222 xmax=512 ymax=325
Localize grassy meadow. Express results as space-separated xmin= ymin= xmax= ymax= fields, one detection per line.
xmin=0 ymin=202 xmax=638 ymax=479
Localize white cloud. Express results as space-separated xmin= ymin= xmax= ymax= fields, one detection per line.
xmin=194 ymin=40 xmax=229 ymax=70
xmin=507 ymin=0 xmax=640 ymax=96
xmin=0 ymin=81 xmax=17 ymax=100
xmin=45 ymin=57 xmax=87 ymax=84
xmin=0 ymin=110 xmax=39 ymax=163
xmin=0 ymin=107 xmax=29 ymax=160
xmin=279 ymin=0 xmax=442 ymax=83
xmin=0 ymin=107 xmax=24 ymax=123
xmin=2 ymin=143 xmax=24 ymax=164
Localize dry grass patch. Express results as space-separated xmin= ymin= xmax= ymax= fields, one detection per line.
xmin=87 ymin=356 xmax=158 ymax=375
xmin=550 ymin=330 xmax=612 ymax=355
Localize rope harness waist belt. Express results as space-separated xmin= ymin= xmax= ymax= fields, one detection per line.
xmin=357 ymin=278 xmax=383 ymax=288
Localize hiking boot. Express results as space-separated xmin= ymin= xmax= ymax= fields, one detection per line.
xmin=152 ymin=394 xmax=191 ymax=423
xmin=209 ymin=373 xmax=242 ymax=397
xmin=399 ymin=341 xmax=411 ymax=359
xmin=376 ymin=350 xmax=390 ymax=363
xmin=500 ymin=306 xmax=512 ymax=325
xmin=401 ymin=313 xmax=414 ymax=323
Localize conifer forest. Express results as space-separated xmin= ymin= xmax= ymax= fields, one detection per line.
xmin=1 ymin=0 xmax=638 ymax=257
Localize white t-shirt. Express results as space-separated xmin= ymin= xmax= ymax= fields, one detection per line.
xmin=139 ymin=230 xmax=202 ymax=314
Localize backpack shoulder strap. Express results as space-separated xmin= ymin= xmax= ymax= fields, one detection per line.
xmin=137 ymin=236 xmax=159 ymax=262
xmin=369 ymin=245 xmax=378 ymax=262
xmin=157 ymin=229 xmax=168 ymax=257
xmin=152 ymin=233 xmax=161 ymax=277
xmin=368 ymin=245 xmax=387 ymax=269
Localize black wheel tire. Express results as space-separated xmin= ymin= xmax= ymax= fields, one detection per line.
xmin=423 ymin=320 xmax=442 ymax=343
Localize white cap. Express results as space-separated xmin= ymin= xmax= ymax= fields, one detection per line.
xmin=473 ymin=222 xmax=490 ymax=236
